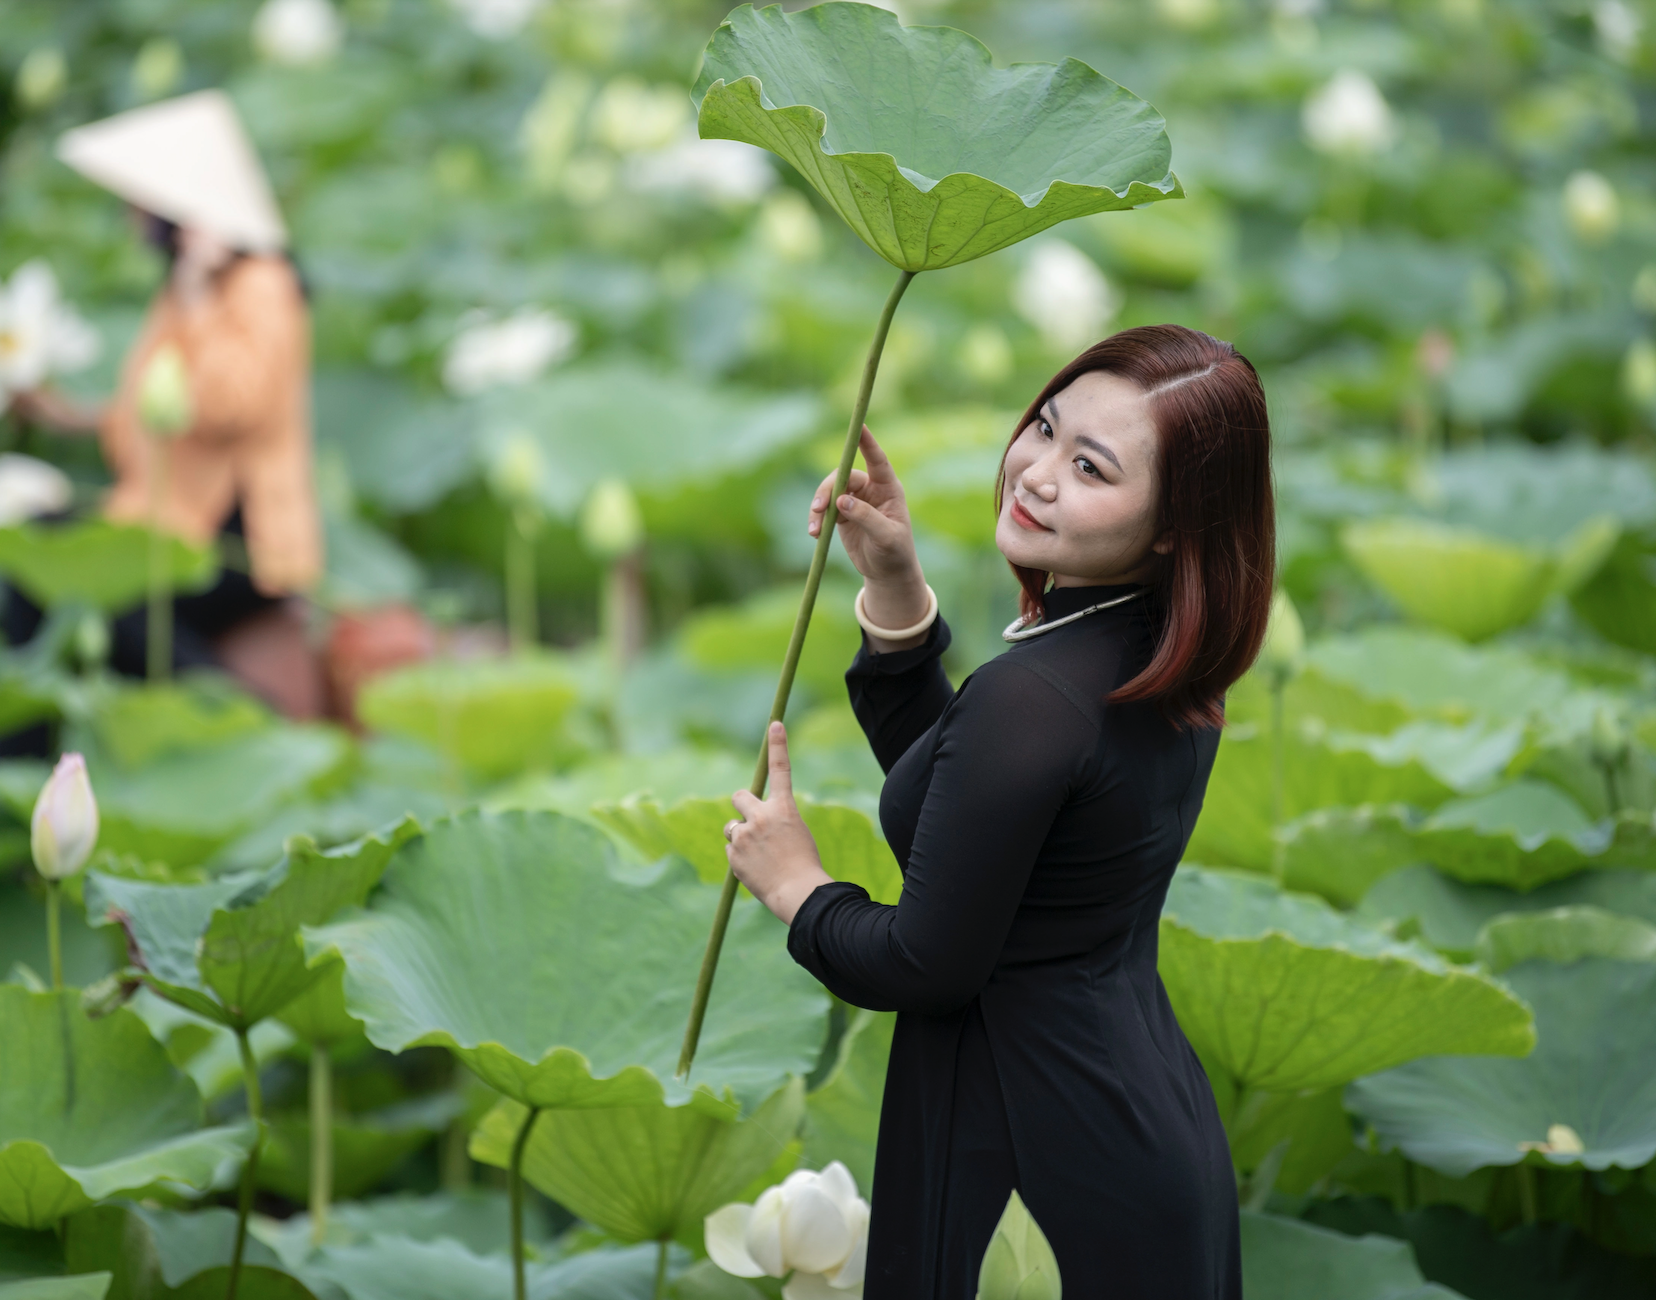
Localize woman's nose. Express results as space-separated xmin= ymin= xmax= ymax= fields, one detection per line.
xmin=1021 ymin=461 xmax=1059 ymax=502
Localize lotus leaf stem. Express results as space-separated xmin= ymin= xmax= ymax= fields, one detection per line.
xmin=146 ymin=438 xmax=173 ymax=682
xmin=44 ymin=880 xmax=62 ymax=991
xmin=309 ymin=1045 xmax=333 ymax=1248
xmin=227 ymin=1028 xmax=265 ymax=1300
xmin=652 ymin=1238 xmax=668 ymax=1300
xmin=1270 ymin=680 xmax=1285 ymax=876
xmin=1516 ymin=1162 xmax=1537 ymax=1224
xmin=509 ymin=1106 xmax=542 ymax=1300
xmin=506 ymin=507 xmax=539 ymax=652
xmin=677 ymin=266 xmax=917 ymax=1078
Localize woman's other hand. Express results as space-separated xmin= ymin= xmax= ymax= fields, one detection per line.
xmin=808 ymin=426 xmax=931 ymax=650
xmin=726 ymin=722 xmax=832 ymax=925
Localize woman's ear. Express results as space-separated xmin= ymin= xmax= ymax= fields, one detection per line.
xmin=1151 ymin=531 xmax=1175 ymax=556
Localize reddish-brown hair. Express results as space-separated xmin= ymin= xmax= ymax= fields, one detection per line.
xmin=995 ymin=324 xmax=1274 ymax=730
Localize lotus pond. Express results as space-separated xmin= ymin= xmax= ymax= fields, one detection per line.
xmin=5 ymin=1 xmax=1656 ymax=1298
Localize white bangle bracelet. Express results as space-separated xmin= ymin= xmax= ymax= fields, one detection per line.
xmin=854 ymin=584 xmax=939 ymax=641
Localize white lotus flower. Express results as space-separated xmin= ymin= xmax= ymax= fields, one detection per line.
xmin=252 ymin=0 xmax=343 ymax=67
xmin=1594 ymin=0 xmax=1642 ymax=62
xmin=0 ymin=455 xmax=72 ymax=526
xmin=451 ymin=0 xmax=543 ymax=39
xmin=626 ymin=131 xmax=775 ymax=206
xmin=16 ymin=47 xmax=67 ymax=110
xmin=705 ymin=1162 xmax=870 ymax=1299
xmin=1564 ymin=171 xmax=1619 ymax=244
xmin=1012 ymin=239 xmax=1118 ymax=353
xmin=1302 ymin=70 xmax=1396 ymax=157
xmin=594 ymin=78 xmax=691 ymax=155
xmin=442 ymin=308 xmax=577 ymax=396
xmin=31 ymin=753 xmax=99 ymax=883
xmin=0 ymin=260 xmax=101 ymax=408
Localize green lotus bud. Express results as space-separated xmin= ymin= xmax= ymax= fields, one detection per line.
xmin=1258 ymin=589 xmax=1305 ymax=686
xmin=487 ymin=429 xmax=546 ymax=508
xmin=976 ymin=1191 xmax=1061 ymax=1300
xmin=1546 ymin=1123 xmax=1585 ymax=1155
xmin=16 ymin=47 xmax=67 ymax=110
xmin=1590 ymin=703 xmax=1629 ymax=768
xmin=579 ymin=477 xmax=644 ymax=559
xmin=136 ymin=343 xmax=193 ymax=438
xmin=132 ymin=37 xmax=184 ymax=101
xmin=31 ymin=752 xmax=99 ymax=882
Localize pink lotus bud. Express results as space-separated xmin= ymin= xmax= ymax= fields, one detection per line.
xmin=31 ymin=752 xmax=99 ymax=881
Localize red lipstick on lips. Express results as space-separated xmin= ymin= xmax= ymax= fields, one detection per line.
xmin=1010 ymin=499 xmax=1052 ymax=532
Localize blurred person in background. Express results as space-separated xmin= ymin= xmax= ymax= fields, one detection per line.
xmin=8 ymin=90 xmax=325 ymax=717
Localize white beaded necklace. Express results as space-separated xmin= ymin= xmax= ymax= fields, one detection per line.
xmin=1001 ymin=588 xmax=1144 ymax=642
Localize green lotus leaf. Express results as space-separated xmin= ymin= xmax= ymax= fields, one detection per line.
xmin=259 ymin=1094 xmax=460 ymax=1202
xmin=272 ymin=962 xmax=365 ymax=1049
xmin=1159 ymin=867 xmax=1534 ymax=1093
xmin=88 ymin=678 xmax=270 ymax=769
xmin=0 ymin=522 xmax=217 ymax=613
xmin=1225 ymin=1088 xmax=1354 ymax=1197
xmin=1185 ymin=720 xmax=1517 ymax=872
xmin=1278 ymin=805 xmax=1419 ymax=907
xmin=1358 ymin=865 xmax=1656 ymax=961
xmin=294 ymin=1235 xmax=659 ymax=1300
xmin=1347 ymin=958 xmax=1656 ymax=1176
xmin=62 ymin=1202 xmax=309 ymax=1300
xmin=471 ymin=1079 xmax=803 ymax=1245
xmin=679 ymin=582 xmax=863 ymax=700
xmin=802 ymin=1007 xmax=894 ymax=1191
xmin=85 ymin=820 xmax=420 ymax=1029
xmin=355 ymin=656 xmax=580 ymax=780
xmin=126 ymin=991 xmax=296 ymax=1104
xmin=0 ymin=1276 xmax=112 ymax=1300
xmin=1474 ymin=906 xmax=1656 ymax=971
xmin=302 ymin=811 xmax=828 ymax=1112
xmin=252 ymin=1190 xmax=554 ymax=1264
xmin=0 ymin=989 xmax=254 ymax=1230
xmin=1239 ymin=1212 xmax=1466 ymax=1300
xmin=212 ymin=784 xmax=452 ymax=874
xmin=485 ymin=749 xmax=752 ymax=824
xmin=1341 ymin=516 xmax=1619 ymax=642
xmin=1410 ymin=780 xmax=1606 ymax=891
xmin=693 ymin=3 xmax=1180 ymax=272
xmin=594 ymin=794 xmax=901 ymax=901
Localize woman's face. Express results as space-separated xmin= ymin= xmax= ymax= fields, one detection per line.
xmin=995 ymin=370 xmax=1171 ymax=587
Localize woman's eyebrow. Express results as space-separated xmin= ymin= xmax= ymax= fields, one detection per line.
xmin=1075 ymin=433 xmax=1123 ymax=472
xmin=1043 ymin=397 xmax=1060 ymax=425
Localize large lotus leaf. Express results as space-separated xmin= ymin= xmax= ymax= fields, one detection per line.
xmin=1184 ymin=720 xmax=1517 ymax=872
xmin=478 ymin=361 xmax=819 ymax=518
xmin=0 ymin=989 xmax=254 ymax=1230
xmin=594 ymin=794 xmax=901 ymax=901
xmin=0 ymin=522 xmax=217 ymax=613
xmin=1303 ymin=627 xmax=1586 ymax=727
xmin=302 ymin=811 xmax=828 ymax=1112
xmin=1474 ymin=906 xmax=1656 ymax=971
xmin=1226 ymin=1088 xmax=1354 ymax=1197
xmin=486 ymin=749 xmax=752 ymax=825
xmin=85 ymin=820 xmax=419 ymax=1029
xmin=0 ymin=1272 xmax=111 ymax=1300
xmin=273 ymin=962 xmax=365 ymax=1049
xmin=252 ymin=1191 xmax=554 ymax=1264
xmin=1571 ymin=529 xmax=1656 ymax=655
xmin=88 ymin=679 xmax=270 ymax=769
xmin=126 ymin=991 xmax=296 ymax=1103
xmin=471 ymin=1080 xmax=804 ymax=1244
xmin=212 ymin=785 xmax=452 ymax=874
xmin=294 ymin=1236 xmax=659 ymax=1300
xmin=62 ymin=1203 xmax=308 ymax=1300
xmin=1410 ymin=781 xmax=1607 ymax=891
xmin=1347 ymin=958 xmax=1656 ymax=1176
xmin=1278 ymin=805 xmax=1420 ymax=907
xmin=679 ymin=582 xmax=862 ymax=700
xmin=1341 ymin=517 xmax=1618 ymax=642
xmin=1359 ymin=865 xmax=1656 ymax=961
xmin=1158 ymin=867 xmax=1533 ymax=1093
xmin=801 ymin=1007 xmax=894 ymax=1191
xmin=355 ymin=656 xmax=579 ymax=780
xmin=1239 ymin=1212 xmax=1465 ymax=1300
xmin=692 ymin=3 xmax=1180 ymax=271
xmin=259 ymin=1094 xmax=460 ymax=1202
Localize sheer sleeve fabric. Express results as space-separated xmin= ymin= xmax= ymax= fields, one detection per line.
xmin=845 ymin=616 xmax=956 ymax=773
xmin=790 ymin=657 xmax=1091 ymax=1014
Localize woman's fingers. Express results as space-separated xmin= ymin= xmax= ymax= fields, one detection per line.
xmin=807 ymin=467 xmax=871 ymax=536
xmin=859 ymin=426 xmax=899 ymax=484
xmin=765 ymin=721 xmax=793 ymax=800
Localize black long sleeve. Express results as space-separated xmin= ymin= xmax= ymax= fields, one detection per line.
xmin=790 ymin=651 xmax=1089 ymax=1015
xmin=844 ymin=616 xmax=955 ymax=774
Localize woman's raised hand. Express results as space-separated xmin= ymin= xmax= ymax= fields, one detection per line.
xmin=808 ymin=428 xmax=929 ymax=636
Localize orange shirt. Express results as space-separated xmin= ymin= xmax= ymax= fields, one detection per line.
xmin=101 ymin=254 xmax=322 ymax=596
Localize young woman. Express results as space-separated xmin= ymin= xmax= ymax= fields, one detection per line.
xmin=723 ymin=324 xmax=1273 ymax=1299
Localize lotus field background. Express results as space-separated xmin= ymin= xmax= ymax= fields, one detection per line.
xmin=4 ymin=0 xmax=1656 ymax=1297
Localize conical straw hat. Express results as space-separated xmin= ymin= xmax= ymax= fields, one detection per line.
xmin=57 ymin=90 xmax=287 ymax=252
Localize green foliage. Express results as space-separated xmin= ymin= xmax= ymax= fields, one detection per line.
xmin=802 ymin=1007 xmax=894 ymax=1191
xmin=1347 ymin=958 xmax=1656 ymax=1177
xmin=1238 ymin=1212 xmax=1466 ymax=1300
xmin=470 ymin=1079 xmax=804 ymax=1245
xmin=1159 ymin=867 xmax=1534 ymax=1093
xmin=64 ymin=1202 xmax=312 ymax=1300
xmin=976 ymin=1190 xmax=1061 ymax=1300
xmin=0 ymin=988 xmax=254 ymax=1230
xmin=0 ymin=524 xmax=216 ymax=614
xmin=695 ymin=3 xmax=1180 ymax=272
xmin=303 ymin=811 xmax=828 ymax=1111
xmin=0 ymin=1277 xmax=112 ymax=1300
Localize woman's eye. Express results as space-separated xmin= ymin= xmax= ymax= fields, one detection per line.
xmin=1039 ymin=419 xmax=1053 ymax=438
xmin=1076 ymin=457 xmax=1100 ymax=478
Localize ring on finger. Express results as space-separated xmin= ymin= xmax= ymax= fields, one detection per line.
xmin=723 ymin=819 xmax=742 ymax=843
